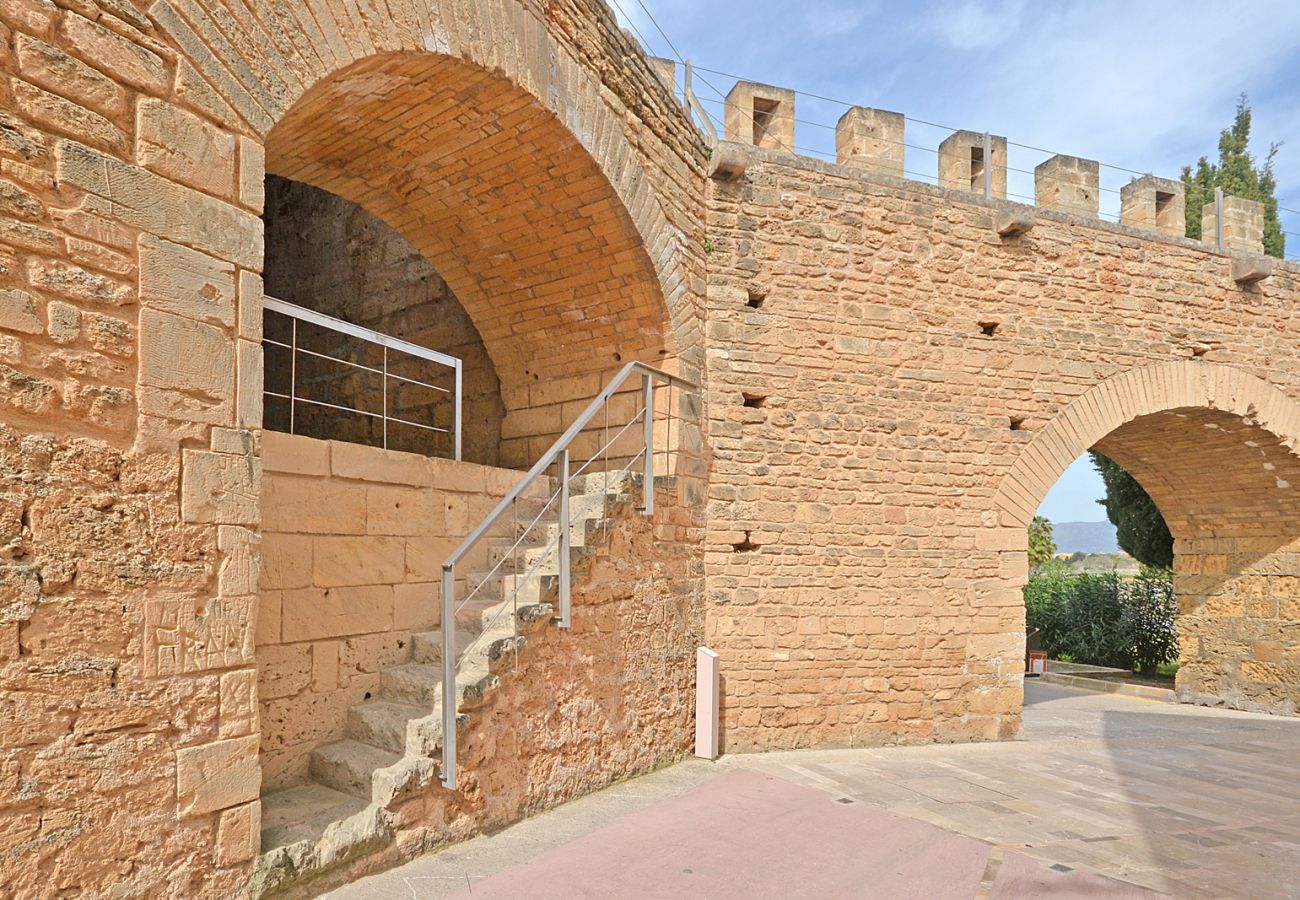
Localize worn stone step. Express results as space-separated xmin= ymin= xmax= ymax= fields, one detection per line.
xmin=380 ymin=662 xmax=442 ymax=707
xmin=309 ymin=739 xmax=401 ymax=800
xmin=259 ymin=783 xmax=369 ymax=852
xmin=345 ymin=700 xmax=424 ymax=754
xmin=412 ymin=630 xmax=442 ymax=665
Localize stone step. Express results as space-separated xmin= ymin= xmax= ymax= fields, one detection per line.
xmin=345 ymin=700 xmax=424 ymax=754
xmin=259 ymin=783 xmax=369 ymax=852
xmin=412 ymin=630 xmax=442 ymax=665
xmin=380 ymin=662 xmax=442 ymax=706
xmin=309 ymin=739 xmax=401 ymax=800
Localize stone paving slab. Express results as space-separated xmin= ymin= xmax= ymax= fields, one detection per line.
xmin=328 ymin=683 xmax=1300 ymax=899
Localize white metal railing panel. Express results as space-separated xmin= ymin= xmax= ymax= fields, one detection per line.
xmin=262 ymin=296 xmax=463 ymax=461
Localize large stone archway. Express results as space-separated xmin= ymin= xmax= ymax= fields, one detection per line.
xmin=988 ymin=361 xmax=1300 ymax=715
xmin=0 ymin=1 xmax=704 ymax=895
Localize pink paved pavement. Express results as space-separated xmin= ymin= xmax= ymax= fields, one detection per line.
xmin=447 ymin=770 xmax=1163 ymax=899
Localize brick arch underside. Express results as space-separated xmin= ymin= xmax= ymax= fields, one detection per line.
xmin=992 ymin=361 xmax=1300 ymax=715
xmin=264 ymin=51 xmax=678 ymax=389
xmin=263 ymin=52 xmax=674 ymax=388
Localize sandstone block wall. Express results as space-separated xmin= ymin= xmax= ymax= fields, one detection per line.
xmin=0 ymin=0 xmax=706 ymax=894
xmin=704 ymin=148 xmax=1300 ymax=750
xmin=257 ymin=432 xmax=549 ymax=790
xmin=276 ymin=480 xmax=705 ymax=897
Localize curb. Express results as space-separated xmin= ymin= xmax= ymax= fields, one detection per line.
xmin=1039 ymin=672 xmax=1176 ymax=703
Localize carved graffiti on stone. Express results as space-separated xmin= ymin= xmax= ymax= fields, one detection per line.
xmin=145 ymin=596 xmax=255 ymax=676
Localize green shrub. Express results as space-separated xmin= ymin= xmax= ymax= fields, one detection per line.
xmin=1024 ymin=567 xmax=1176 ymax=673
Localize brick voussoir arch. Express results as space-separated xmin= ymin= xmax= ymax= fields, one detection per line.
xmin=991 ymin=361 xmax=1300 ymax=532
xmin=148 ymin=0 xmax=689 ymax=370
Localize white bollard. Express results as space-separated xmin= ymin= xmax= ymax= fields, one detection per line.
xmin=695 ymin=647 xmax=720 ymax=760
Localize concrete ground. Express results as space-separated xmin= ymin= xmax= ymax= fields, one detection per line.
xmin=327 ymin=682 xmax=1300 ymax=899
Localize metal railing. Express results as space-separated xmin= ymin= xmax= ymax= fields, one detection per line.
xmin=439 ymin=361 xmax=698 ymax=789
xmin=262 ymin=296 xmax=463 ymax=460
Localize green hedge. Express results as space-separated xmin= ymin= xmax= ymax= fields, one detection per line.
xmin=1024 ymin=566 xmax=1178 ymax=674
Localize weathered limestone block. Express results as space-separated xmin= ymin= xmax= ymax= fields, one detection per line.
xmin=59 ymin=12 xmax=169 ymax=95
xmin=15 ymin=33 xmax=126 ymax=118
xmin=0 ymin=364 xmax=56 ymax=414
xmin=648 ymin=56 xmax=675 ymax=92
xmin=219 ymin=668 xmax=258 ymax=739
xmin=25 ymin=256 xmax=132 ymax=306
xmin=0 ymin=288 xmax=42 ymax=334
xmin=216 ymin=801 xmax=260 ymax=866
xmin=61 ymin=380 xmax=133 ymax=431
xmin=144 ymin=595 xmax=255 ymax=676
xmin=1120 ymin=175 xmax=1184 ymax=236
xmin=217 ymin=525 xmax=261 ymax=596
xmin=330 ymin=441 xmax=432 ymax=487
xmin=237 ymin=269 xmax=262 ymax=341
xmin=259 ymin=532 xmax=312 ymax=591
xmin=0 ymin=177 xmax=45 ymax=220
xmin=938 ymin=130 xmax=1007 ymax=197
xmin=175 ymin=734 xmax=260 ymax=817
xmin=137 ymin=99 xmax=236 ymax=197
xmin=1231 ymin=254 xmax=1274 ymax=285
xmin=181 ymin=449 xmax=260 ymax=524
xmin=835 ymin=107 xmax=904 ymax=176
xmin=238 ymin=137 xmax=264 ymax=212
xmin=707 ymin=141 xmax=748 ymax=180
xmin=138 ymin=234 xmax=236 ymax=327
xmin=1035 ymin=154 xmax=1100 ymax=217
xmin=724 ymin=81 xmax=795 ymax=151
xmin=1203 ymin=195 xmax=1264 ymax=254
xmin=236 ymin=339 xmax=261 ymax=429
xmin=139 ymin=309 xmax=234 ymax=425
xmin=280 ymin=585 xmax=394 ymax=642
xmin=11 ymin=81 xmax=124 ymax=153
xmin=262 ymin=431 xmax=328 ymax=476
xmin=55 ymin=141 xmax=263 ymax=269
xmin=312 ymin=535 xmax=406 ymax=587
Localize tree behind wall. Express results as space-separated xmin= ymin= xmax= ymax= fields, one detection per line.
xmin=1090 ymin=451 xmax=1174 ymax=569
xmin=1028 ymin=515 xmax=1057 ymax=572
xmin=1181 ymin=94 xmax=1285 ymax=259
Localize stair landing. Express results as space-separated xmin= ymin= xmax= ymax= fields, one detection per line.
xmin=261 ymin=784 xmax=369 ymax=851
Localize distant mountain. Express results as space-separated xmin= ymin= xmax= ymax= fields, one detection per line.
xmin=1052 ymin=521 xmax=1120 ymax=554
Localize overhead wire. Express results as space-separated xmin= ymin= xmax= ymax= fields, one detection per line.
xmin=620 ymin=1 xmax=1299 ymax=257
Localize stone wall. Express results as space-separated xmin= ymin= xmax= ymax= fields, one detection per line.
xmin=262 ymin=176 xmax=504 ymax=467
xmin=703 ymin=147 xmax=1300 ymax=751
xmin=257 ymin=431 xmax=545 ymax=791
xmin=0 ymin=0 xmax=704 ymax=894
xmin=259 ymin=479 xmax=705 ymax=897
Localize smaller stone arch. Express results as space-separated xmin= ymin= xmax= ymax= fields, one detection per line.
xmin=985 ymin=360 xmax=1300 ymax=717
xmin=991 ymin=361 xmax=1300 ymax=531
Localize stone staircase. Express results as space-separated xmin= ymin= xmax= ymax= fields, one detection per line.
xmin=254 ymin=470 xmax=648 ymax=893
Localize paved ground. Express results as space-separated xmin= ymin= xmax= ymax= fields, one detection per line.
xmin=328 ymin=682 xmax=1300 ymax=899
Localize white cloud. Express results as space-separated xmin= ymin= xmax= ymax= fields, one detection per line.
xmin=917 ymin=0 xmax=1031 ymax=50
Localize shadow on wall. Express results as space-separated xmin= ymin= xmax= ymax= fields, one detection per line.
xmin=261 ymin=175 xmax=506 ymax=466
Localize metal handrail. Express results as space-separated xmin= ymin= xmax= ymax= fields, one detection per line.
xmin=439 ymin=361 xmax=697 ymax=789
xmin=263 ymin=296 xmax=463 ymax=460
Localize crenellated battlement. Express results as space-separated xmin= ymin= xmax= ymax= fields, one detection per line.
xmin=707 ymin=77 xmax=1269 ymax=257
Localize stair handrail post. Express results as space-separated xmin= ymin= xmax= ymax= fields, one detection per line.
xmin=558 ymin=448 xmax=572 ymax=629
xmin=642 ymin=372 xmax=655 ymax=516
xmin=440 ymin=561 xmax=457 ymax=790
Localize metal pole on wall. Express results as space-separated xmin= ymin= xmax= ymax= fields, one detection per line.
xmin=1215 ymin=186 xmax=1225 ymax=251
xmin=642 ymin=373 xmax=655 ymax=516
xmin=558 ymin=448 xmax=571 ymax=629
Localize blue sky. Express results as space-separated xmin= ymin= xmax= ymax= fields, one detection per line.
xmin=613 ymin=0 xmax=1300 ymax=521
